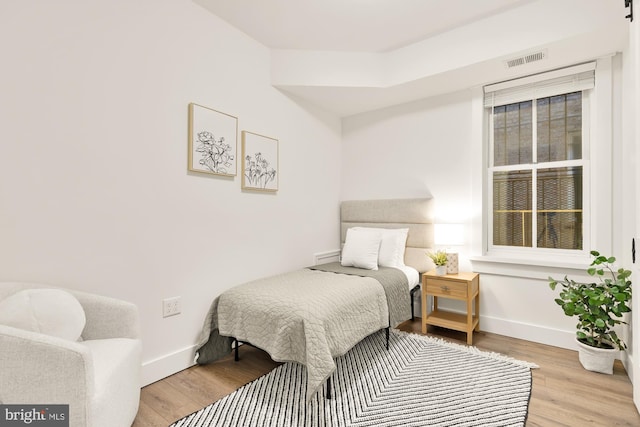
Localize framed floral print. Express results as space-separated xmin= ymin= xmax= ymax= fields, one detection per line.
xmin=241 ymin=131 xmax=279 ymax=192
xmin=188 ymin=103 xmax=238 ymax=176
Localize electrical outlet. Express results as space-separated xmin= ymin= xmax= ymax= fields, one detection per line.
xmin=163 ymin=296 xmax=181 ymax=317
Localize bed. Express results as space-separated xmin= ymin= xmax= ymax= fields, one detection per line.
xmin=195 ymin=198 xmax=434 ymax=400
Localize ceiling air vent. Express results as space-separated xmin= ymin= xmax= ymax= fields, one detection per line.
xmin=505 ymin=49 xmax=547 ymax=68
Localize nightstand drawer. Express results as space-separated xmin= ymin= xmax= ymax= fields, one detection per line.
xmin=426 ymin=278 xmax=468 ymax=299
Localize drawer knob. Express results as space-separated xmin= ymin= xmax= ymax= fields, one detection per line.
xmin=441 ymin=285 xmax=450 ymax=292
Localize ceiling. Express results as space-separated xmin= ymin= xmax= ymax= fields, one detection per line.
xmin=194 ymin=0 xmax=534 ymax=52
xmin=193 ymin=0 xmax=627 ymax=117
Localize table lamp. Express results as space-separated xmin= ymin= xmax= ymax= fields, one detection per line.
xmin=434 ymin=224 xmax=464 ymax=274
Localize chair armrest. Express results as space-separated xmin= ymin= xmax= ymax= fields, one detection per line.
xmin=0 ymin=325 xmax=92 ymax=425
xmin=70 ymin=291 xmax=140 ymax=340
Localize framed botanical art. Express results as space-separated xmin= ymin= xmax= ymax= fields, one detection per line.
xmin=188 ymin=103 xmax=238 ymax=176
xmin=241 ymin=131 xmax=279 ymax=192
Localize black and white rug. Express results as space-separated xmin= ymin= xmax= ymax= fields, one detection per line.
xmin=171 ymin=330 xmax=537 ymax=427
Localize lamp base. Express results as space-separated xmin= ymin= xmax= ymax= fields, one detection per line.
xmin=446 ymin=252 xmax=459 ymax=274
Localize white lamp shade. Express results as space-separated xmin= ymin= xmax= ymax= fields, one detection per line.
xmin=434 ymin=224 xmax=464 ymax=246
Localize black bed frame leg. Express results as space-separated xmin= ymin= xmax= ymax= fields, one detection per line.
xmin=385 ymin=327 xmax=390 ymax=350
xmin=410 ymin=284 xmax=420 ymax=321
xmin=234 ymin=338 xmax=239 ymax=361
xmin=327 ymin=377 xmax=332 ymax=400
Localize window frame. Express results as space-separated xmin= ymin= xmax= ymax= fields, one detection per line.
xmin=485 ymin=79 xmax=593 ymax=261
xmin=470 ymin=56 xmax=614 ymax=275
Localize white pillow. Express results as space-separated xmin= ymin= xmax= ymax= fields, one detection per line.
xmin=353 ymin=227 xmax=409 ymax=268
xmin=341 ymin=228 xmax=382 ymax=270
xmin=0 ymin=288 xmax=86 ymax=341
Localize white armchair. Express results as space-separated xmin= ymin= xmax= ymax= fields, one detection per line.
xmin=0 ymin=283 xmax=142 ymax=427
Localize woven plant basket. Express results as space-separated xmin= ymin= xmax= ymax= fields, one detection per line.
xmin=576 ymin=339 xmax=617 ymax=374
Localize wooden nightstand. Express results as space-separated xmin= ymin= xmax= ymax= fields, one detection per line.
xmin=421 ymin=271 xmax=480 ymax=345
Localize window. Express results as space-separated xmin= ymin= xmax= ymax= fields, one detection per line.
xmin=484 ymin=63 xmax=594 ymax=253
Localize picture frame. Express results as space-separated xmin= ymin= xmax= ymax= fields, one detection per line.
xmin=241 ymin=131 xmax=279 ymax=192
xmin=188 ymin=103 xmax=238 ymax=177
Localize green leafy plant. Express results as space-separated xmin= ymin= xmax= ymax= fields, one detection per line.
xmin=427 ymin=250 xmax=448 ymax=266
xmin=549 ymin=250 xmax=632 ymax=350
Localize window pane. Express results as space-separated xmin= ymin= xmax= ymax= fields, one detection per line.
xmin=536 ymin=166 xmax=583 ymax=249
xmin=493 ymin=101 xmax=532 ymax=166
xmin=537 ymin=92 xmax=582 ymax=163
xmin=493 ymin=170 xmax=532 ymax=247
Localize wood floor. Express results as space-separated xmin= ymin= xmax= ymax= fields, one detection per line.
xmin=133 ymin=319 xmax=640 ymax=426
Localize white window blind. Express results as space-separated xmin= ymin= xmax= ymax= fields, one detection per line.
xmin=483 ymin=62 xmax=595 ymax=108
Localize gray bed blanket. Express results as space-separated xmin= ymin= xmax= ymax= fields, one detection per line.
xmin=194 ymin=263 xmax=410 ymax=400
xmin=308 ymin=262 xmax=411 ymax=328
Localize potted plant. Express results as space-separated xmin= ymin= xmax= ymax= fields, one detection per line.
xmin=549 ymin=250 xmax=632 ymax=374
xmin=428 ymin=250 xmax=448 ymax=275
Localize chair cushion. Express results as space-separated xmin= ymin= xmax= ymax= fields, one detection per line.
xmin=81 ymin=338 xmax=142 ymax=427
xmin=0 ymin=289 xmax=86 ymax=341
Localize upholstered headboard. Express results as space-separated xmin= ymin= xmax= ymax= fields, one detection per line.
xmin=340 ymin=198 xmax=435 ymax=273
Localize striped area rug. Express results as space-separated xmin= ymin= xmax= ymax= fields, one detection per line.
xmin=171 ymin=330 xmax=537 ymax=427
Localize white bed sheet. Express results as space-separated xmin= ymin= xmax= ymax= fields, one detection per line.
xmin=397 ymin=264 xmax=419 ymax=288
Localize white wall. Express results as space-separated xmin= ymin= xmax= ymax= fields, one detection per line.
xmin=341 ymin=90 xmax=480 ymax=330
xmin=0 ymin=0 xmax=342 ymax=385
xmin=340 ymin=89 xmax=576 ymax=348
xmin=341 ymin=90 xmax=473 ymax=222
xmin=341 ymin=60 xmax=629 ymax=353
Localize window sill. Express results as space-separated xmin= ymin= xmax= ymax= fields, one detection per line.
xmin=469 ymin=254 xmax=592 ymax=280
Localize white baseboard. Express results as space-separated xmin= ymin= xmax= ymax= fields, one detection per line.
xmin=140 ymin=317 xmax=630 ymax=389
xmin=479 ymin=315 xmax=578 ymax=351
xmin=413 ymin=294 xmax=579 ymax=351
xmin=621 ymin=349 xmax=635 ymax=383
xmin=482 ymin=316 xmax=631 ymax=384
xmin=141 ymin=344 xmax=197 ymax=386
